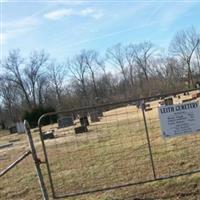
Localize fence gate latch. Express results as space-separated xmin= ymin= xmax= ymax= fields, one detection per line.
xmin=35 ymin=157 xmax=45 ymax=165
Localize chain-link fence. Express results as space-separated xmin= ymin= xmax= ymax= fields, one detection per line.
xmin=0 ymin=131 xmax=42 ymax=200
xmin=37 ymin=88 xmax=200 ymax=199
xmin=1 ymin=88 xmax=200 ymax=199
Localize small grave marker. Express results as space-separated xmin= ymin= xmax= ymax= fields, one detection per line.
xmin=74 ymin=126 xmax=88 ymax=134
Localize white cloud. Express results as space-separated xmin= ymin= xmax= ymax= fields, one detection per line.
xmin=4 ymin=17 xmax=38 ymax=30
xmin=44 ymin=9 xmax=75 ymax=20
xmin=80 ymin=8 xmax=95 ymax=16
xmin=80 ymin=8 xmax=103 ymax=19
xmin=44 ymin=7 xmax=104 ymax=21
xmin=2 ymin=17 xmax=39 ymax=44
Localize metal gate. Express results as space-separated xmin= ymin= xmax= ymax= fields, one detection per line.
xmin=31 ymin=89 xmax=200 ymax=199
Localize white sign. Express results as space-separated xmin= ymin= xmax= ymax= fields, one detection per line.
xmin=159 ymin=101 xmax=200 ymax=137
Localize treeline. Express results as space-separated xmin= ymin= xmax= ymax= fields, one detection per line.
xmin=0 ymin=27 xmax=200 ymax=126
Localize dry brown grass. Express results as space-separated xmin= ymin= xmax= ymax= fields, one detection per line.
xmin=1 ymin=93 xmax=200 ymax=200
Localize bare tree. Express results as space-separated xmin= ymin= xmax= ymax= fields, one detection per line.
xmin=47 ymin=62 xmax=66 ymax=106
xmin=24 ymin=50 xmax=48 ymax=107
xmin=195 ymin=34 xmax=200 ymax=75
xmin=154 ymin=57 xmax=184 ymax=91
xmin=125 ymin=44 xmax=137 ymax=88
xmin=37 ymin=76 xmax=47 ymax=107
xmin=0 ymin=105 xmax=6 ymax=129
xmin=3 ymin=49 xmax=32 ymax=107
xmin=0 ymin=77 xmax=20 ymax=122
xmin=106 ymin=43 xmax=129 ymax=98
xmin=124 ymin=42 xmax=155 ymax=96
xmin=68 ymin=53 xmax=89 ymax=106
xmin=1 ymin=27 xmax=199 ymax=127
xmin=170 ymin=27 xmax=200 ymax=88
xmin=132 ymin=41 xmax=155 ymax=82
xmin=83 ymin=50 xmax=102 ymax=99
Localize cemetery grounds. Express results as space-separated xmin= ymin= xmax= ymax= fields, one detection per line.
xmin=0 ymin=92 xmax=200 ymax=200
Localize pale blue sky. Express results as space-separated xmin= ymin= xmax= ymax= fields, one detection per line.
xmin=1 ymin=0 xmax=200 ymax=61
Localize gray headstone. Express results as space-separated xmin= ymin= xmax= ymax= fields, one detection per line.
xmin=90 ymin=111 xmax=100 ymax=122
xmin=58 ymin=116 xmax=74 ymax=128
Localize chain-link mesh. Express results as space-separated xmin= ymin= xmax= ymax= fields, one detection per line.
xmin=38 ymin=89 xmax=200 ymax=198
xmin=0 ymin=132 xmax=42 ymax=200
xmin=1 ymin=89 xmax=200 ymax=199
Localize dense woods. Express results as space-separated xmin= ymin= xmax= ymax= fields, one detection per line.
xmin=0 ymin=27 xmax=200 ymax=127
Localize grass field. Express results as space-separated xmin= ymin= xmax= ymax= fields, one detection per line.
xmin=1 ymin=93 xmax=200 ymax=200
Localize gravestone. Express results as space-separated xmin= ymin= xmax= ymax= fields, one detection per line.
xmin=97 ymin=109 xmax=103 ymax=117
xmin=145 ymin=107 xmax=152 ymax=112
xmin=192 ymin=92 xmax=200 ymax=99
xmin=9 ymin=125 xmax=17 ymax=134
xmin=42 ymin=130 xmax=55 ymax=140
xmin=16 ymin=122 xmax=25 ymax=133
xmin=80 ymin=116 xmax=89 ymax=126
xmin=0 ymin=143 xmax=13 ymax=149
xmin=144 ymin=103 xmax=152 ymax=111
xmin=195 ymin=81 xmax=200 ymax=90
xmin=90 ymin=111 xmax=100 ymax=122
xmin=74 ymin=126 xmax=88 ymax=134
xmin=182 ymin=98 xmax=193 ymax=103
xmin=164 ymin=96 xmax=173 ymax=105
xmin=58 ymin=116 xmax=74 ymax=128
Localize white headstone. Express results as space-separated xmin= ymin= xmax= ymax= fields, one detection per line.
xmin=16 ymin=122 xmax=25 ymax=133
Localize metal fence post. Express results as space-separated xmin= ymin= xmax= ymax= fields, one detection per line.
xmin=24 ymin=120 xmax=49 ymax=200
xmin=0 ymin=150 xmax=31 ymax=177
xmin=141 ymin=101 xmax=156 ymax=179
xmin=38 ymin=116 xmax=56 ymax=198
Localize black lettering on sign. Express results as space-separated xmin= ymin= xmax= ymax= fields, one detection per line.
xmin=176 ymin=102 xmax=198 ymax=111
xmin=160 ymin=106 xmax=174 ymax=114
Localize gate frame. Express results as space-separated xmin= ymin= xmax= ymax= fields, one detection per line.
xmin=24 ymin=120 xmax=49 ymax=200
xmin=36 ymin=88 xmax=200 ymax=199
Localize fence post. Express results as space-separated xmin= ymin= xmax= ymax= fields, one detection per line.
xmin=141 ymin=101 xmax=156 ymax=179
xmin=24 ymin=120 xmax=49 ymax=200
xmin=38 ymin=116 xmax=56 ymax=198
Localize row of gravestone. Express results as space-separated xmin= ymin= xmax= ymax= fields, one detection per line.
xmin=57 ymin=110 xmax=103 ymax=134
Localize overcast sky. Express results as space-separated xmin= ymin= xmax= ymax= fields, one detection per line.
xmin=1 ymin=0 xmax=200 ymax=61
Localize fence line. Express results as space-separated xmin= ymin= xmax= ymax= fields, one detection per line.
xmin=0 ymin=150 xmax=31 ymax=177
xmin=0 ymin=121 xmax=49 ymax=200
xmin=1 ymin=88 xmax=200 ymax=199
xmin=37 ymin=88 xmax=200 ymax=199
